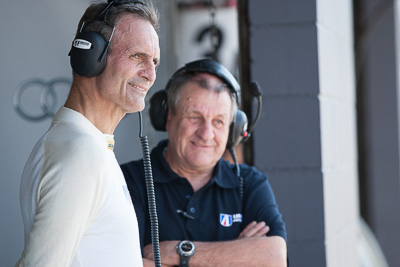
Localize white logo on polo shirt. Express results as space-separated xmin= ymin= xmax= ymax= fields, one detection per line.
xmin=220 ymin=213 xmax=242 ymax=227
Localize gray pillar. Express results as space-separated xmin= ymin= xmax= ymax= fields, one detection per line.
xmin=247 ymin=1 xmax=359 ymax=266
xmin=355 ymin=1 xmax=400 ymax=266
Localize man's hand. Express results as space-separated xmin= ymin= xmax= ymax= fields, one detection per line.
xmin=142 ymin=222 xmax=286 ymax=267
xmin=143 ymin=258 xmax=174 ymax=267
xmin=143 ymin=241 xmax=180 ymax=267
xmin=238 ymin=221 xmax=270 ymax=239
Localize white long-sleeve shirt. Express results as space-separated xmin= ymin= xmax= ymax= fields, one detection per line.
xmin=16 ymin=107 xmax=143 ymax=267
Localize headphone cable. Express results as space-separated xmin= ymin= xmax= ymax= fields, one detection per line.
xmin=138 ymin=111 xmax=161 ymax=267
xmin=229 ymin=147 xmax=243 ymax=201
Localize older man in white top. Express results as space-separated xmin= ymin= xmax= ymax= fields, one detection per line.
xmin=16 ymin=1 xmax=160 ymax=266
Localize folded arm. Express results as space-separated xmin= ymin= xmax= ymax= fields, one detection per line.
xmin=143 ymin=221 xmax=287 ymax=267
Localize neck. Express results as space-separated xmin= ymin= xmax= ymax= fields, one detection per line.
xmin=64 ymin=79 xmax=125 ymax=134
xmin=164 ymin=147 xmax=213 ymax=192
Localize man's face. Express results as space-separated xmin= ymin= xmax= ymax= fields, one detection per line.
xmin=96 ymin=15 xmax=160 ymax=114
xmin=166 ymin=74 xmax=233 ymax=173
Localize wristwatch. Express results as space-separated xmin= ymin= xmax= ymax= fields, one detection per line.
xmin=176 ymin=240 xmax=196 ymax=267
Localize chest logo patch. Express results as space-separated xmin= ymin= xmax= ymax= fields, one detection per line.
xmin=220 ymin=213 xmax=242 ymax=227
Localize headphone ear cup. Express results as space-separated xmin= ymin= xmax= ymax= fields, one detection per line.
xmin=69 ymin=31 xmax=108 ymax=77
xmin=227 ymin=109 xmax=248 ymax=150
xmin=149 ymin=90 xmax=168 ymax=131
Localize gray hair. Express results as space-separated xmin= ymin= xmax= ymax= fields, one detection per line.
xmin=75 ymin=1 xmax=159 ymax=41
xmin=167 ymin=72 xmax=238 ymax=122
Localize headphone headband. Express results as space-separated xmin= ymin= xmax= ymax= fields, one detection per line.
xmin=99 ymin=0 xmax=145 ymax=21
xmin=165 ymin=59 xmax=241 ymax=107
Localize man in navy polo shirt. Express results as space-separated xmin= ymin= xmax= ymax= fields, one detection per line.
xmin=121 ymin=59 xmax=287 ymax=267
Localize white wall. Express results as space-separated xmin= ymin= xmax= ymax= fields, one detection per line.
xmin=317 ymin=1 xmax=360 ymax=266
xmin=0 ymin=0 xmax=169 ymax=265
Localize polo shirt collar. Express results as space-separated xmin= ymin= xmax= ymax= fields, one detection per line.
xmin=213 ymin=158 xmax=240 ymax=189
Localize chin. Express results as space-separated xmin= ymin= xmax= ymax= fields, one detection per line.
xmin=191 ymin=158 xmax=216 ymax=169
xmin=126 ymin=102 xmax=145 ymax=114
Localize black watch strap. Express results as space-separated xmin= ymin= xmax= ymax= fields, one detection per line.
xmin=179 ymin=254 xmax=190 ymax=267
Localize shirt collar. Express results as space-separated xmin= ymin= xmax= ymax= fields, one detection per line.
xmin=54 ymin=107 xmax=115 ymax=152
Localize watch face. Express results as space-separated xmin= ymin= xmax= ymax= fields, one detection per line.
xmin=178 ymin=240 xmax=195 ymax=257
xmin=181 ymin=242 xmax=193 ymax=252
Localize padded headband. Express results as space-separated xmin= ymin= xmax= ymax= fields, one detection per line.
xmin=165 ymin=59 xmax=241 ymax=106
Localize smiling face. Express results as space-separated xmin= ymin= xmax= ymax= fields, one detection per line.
xmin=95 ymin=14 xmax=160 ymax=114
xmin=165 ymin=73 xmax=233 ymax=175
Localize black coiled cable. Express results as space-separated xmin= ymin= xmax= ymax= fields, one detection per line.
xmin=229 ymin=147 xmax=243 ymax=200
xmin=138 ymin=112 xmax=161 ymax=267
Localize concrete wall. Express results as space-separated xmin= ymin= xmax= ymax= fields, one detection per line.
xmin=247 ymin=0 xmax=359 ymax=266
xmin=318 ymin=2 xmax=359 ymax=265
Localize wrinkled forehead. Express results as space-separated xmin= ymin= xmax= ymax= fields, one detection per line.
xmin=179 ymin=73 xmax=234 ymax=108
xmin=174 ymin=78 xmax=235 ymax=122
xmin=180 ymin=78 xmax=233 ymax=105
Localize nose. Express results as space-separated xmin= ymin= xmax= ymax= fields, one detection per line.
xmin=197 ymin=120 xmax=215 ymax=142
xmin=138 ymin=61 xmax=156 ymax=85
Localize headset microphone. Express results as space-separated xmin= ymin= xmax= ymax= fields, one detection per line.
xmin=243 ymin=81 xmax=263 ymax=142
xmin=249 ymin=81 xmax=262 ymax=97
xmin=228 ymin=81 xmax=262 ymax=200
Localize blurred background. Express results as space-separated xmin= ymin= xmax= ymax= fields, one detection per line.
xmin=1 ymin=0 xmax=398 ymax=266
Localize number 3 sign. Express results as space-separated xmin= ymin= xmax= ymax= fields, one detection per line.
xmin=174 ymin=4 xmax=239 ymax=75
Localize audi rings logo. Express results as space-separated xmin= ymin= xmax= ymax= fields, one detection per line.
xmin=14 ymin=78 xmax=72 ymax=121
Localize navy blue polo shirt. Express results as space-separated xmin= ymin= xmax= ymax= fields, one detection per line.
xmin=121 ymin=140 xmax=286 ymax=251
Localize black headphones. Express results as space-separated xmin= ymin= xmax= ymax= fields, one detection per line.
xmin=69 ymin=0 xmax=144 ymax=77
xmin=149 ymin=59 xmax=249 ymax=150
